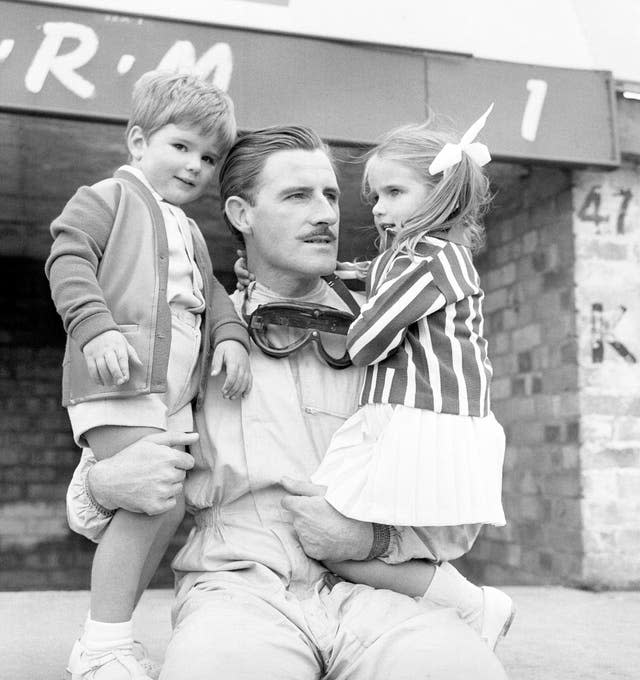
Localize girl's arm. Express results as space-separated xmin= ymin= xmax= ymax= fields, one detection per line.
xmin=324 ymin=558 xmax=435 ymax=597
xmin=347 ymin=253 xmax=446 ymax=367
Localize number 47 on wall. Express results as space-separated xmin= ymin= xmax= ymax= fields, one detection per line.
xmin=577 ymin=186 xmax=633 ymax=234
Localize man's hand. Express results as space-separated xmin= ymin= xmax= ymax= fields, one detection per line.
xmin=88 ymin=431 xmax=197 ymax=515
xmin=280 ymin=477 xmax=372 ymax=562
xmin=211 ymin=340 xmax=252 ymax=399
xmin=82 ymin=329 xmax=142 ymax=386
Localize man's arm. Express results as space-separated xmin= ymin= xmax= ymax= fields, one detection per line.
xmin=67 ymin=432 xmax=197 ymax=542
xmin=280 ymin=478 xmax=390 ymax=562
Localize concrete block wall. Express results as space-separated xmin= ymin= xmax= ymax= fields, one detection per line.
xmin=573 ymin=162 xmax=640 ymax=588
xmin=462 ymin=165 xmax=583 ymax=585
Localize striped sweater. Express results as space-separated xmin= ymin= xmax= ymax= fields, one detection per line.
xmin=347 ymin=237 xmax=493 ymax=417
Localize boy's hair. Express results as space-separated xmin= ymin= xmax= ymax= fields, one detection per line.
xmin=362 ymin=120 xmax=492 ymax=253
xmin=219 ymin=125 xmax=334 ymax=242
xmin=126 ymin=70 xmax=237 ymax=157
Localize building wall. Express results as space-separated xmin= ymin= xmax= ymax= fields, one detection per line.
xmin=462 ymin=165 xmax=583 ymax=585
xmin=573 ymin=162 xmax=640 ymax=588
xmin=2 ymin=109 xmax=637 ymax=590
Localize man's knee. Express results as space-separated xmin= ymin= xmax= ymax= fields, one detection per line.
xmin=161 ymin=590 xmax=318 ymax=680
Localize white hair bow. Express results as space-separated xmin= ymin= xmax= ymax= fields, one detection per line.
xmin=428 ymin=103 xmax=494 ymax=176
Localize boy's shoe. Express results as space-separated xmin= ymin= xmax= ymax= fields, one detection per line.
xmin=478 ymin=586 xmax=516 ymax=651
xmin=66 ymin=638 xmax=159 ymax=680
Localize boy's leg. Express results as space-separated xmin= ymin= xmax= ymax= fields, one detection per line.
xmin=67 ymin=425 xmax=184 ymax=679
xmin=88 ymin=425 xmax=184 ymax=623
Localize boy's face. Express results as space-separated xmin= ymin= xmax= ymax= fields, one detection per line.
xmin=128 ymin=124 xmax=220 ymax=206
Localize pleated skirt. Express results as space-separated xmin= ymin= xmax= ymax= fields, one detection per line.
xmin=312 ymin=403 xmax=506 ymax=527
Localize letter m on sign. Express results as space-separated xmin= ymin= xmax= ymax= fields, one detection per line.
xmin=157 ymin=41 xmax=233 ymax=91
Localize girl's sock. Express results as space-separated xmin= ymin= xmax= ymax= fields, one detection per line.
xmin=81 ymin=615 xmax=134 ymax=651
xmin=422 ymin=562 xmax=484 ymax=630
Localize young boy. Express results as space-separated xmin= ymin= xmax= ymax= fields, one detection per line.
xmin=46 ymin=71 xmax=251 ymax=680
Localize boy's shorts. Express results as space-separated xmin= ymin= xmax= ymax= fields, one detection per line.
xmin=68 ymin=310 xmax=202 ymax=448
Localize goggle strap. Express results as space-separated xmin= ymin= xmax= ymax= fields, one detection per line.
xmin=323 ymin=274 xmax=362 ymax=316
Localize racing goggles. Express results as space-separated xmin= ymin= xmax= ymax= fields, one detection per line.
xmin=243 ymin=295 xmax=355 ymax=369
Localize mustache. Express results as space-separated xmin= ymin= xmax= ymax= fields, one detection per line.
xmin=302 ymin=227 xmax=337 ymax=241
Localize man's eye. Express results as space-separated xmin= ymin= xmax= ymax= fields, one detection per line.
xmin=173 ymin=143 xmax=186 ymax=151
xmin=389 ymin=188 xmax=401 ymax=196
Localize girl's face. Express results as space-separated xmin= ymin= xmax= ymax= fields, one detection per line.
xmin=366 ymin=156 xmax=432 ymax=242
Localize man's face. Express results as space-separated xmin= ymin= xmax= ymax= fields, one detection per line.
xmin=244 ymin=149 xmax=340 ymax=285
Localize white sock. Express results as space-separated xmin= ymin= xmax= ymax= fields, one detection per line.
xmin=423 ymin=562 xmax=484 ymax=629
xmin=81 ymin=615 xmax=133 ymax=652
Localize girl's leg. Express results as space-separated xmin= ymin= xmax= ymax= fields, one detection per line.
xmin=325 ymin=532 xmax=515 ymax=651
xmin=324 ymin=559 xmax=435 ymax=598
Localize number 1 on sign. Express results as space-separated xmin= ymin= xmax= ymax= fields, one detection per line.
xmin=521 ymin=79 xmax=547 ymax=142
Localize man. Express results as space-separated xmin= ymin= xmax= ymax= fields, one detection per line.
xmin=70 ymin=126 xmax=508 ymax=679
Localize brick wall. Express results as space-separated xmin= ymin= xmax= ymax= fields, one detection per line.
xmin=573 ymin=162 xmax=640 ymax=588
xmin=461 ymin=165 xmax=583 ymax=585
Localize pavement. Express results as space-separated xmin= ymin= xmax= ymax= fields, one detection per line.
xmin=2 ymin=586 xmax=639 ymax=680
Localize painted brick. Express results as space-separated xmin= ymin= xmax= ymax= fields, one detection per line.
xmin=616 ymin=470 xmax=640 ymax=496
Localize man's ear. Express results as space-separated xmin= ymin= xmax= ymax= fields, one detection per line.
xmin=225 ymin=196 xmax=253 ymax=237
xmin=126 ymin=125 xmax=147 ymax=161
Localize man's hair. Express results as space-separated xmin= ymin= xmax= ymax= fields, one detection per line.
xmin=218 ymin=125 xmax=333 ymax=241
xmin=126 ymin=70 xmax=237 ymax=157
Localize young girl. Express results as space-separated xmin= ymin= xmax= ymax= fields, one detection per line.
xmin=312 ymin=104 xmax=513 ymax=650
xmin=237 ymin=106 xmax=513 ymax=650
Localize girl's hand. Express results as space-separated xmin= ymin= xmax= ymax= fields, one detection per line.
xmin=82 ymin=330 xmax=142 ymax=386
xmin=234 ymin=249 xmax=255 ymax=291
xmin=335 ymin=260 xmax=370 ymax=281
xmin=210 ymin=340 xmax=252 ymax=399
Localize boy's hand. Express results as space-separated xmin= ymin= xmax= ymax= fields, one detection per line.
xmin=335 ymin=260 xmax=370 ymax=281
xmin=211 ymin=339 xmax=252 ymax=399
xmin=234 ymin=249 xmax=255 ymax=291
xmin=82 ymin=329 xmax=142 ymax=386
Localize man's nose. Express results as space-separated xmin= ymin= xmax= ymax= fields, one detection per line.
xmin=312 ymin=195 xmax=338 ymax=224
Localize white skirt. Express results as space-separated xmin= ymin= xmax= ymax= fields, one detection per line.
xmin=311 ymin=403 xmax=506 ymax=527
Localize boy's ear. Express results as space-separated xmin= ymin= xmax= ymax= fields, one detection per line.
xmin=126 ymin=125 xmax=147 ymax=161
xmin=225 ymin=196 xmax=253 ymax=236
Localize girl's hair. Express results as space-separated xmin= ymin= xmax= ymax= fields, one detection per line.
xmin=219 ymin=125 xmax=334 ymax=242
xmin=362 ymin=120 xmax=492 ymax=254
xmin=125 ymin=70 xmax=237 ymax=157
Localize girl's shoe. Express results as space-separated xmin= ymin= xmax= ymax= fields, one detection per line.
xmin=478 ymin=586 xmax=516 ymax=651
